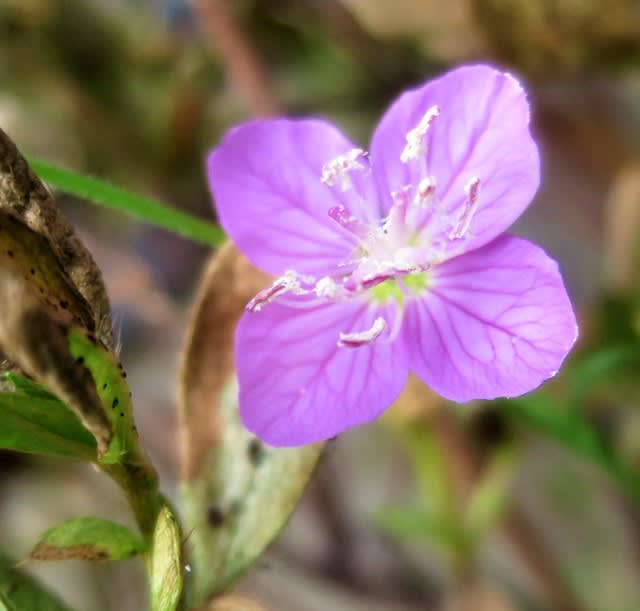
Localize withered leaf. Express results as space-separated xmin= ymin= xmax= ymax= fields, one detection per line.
xmin=0 ymin=265 xmax=112 ymax=456
xmin=0 ymin=129 xmax=112 ymax=347
xmin=0 ymin=128 xmax=116 ymax=456
xmin=178 ymin=244 xmax=323 ymax=601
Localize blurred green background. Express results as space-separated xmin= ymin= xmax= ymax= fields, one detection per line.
xmin=2 ymin=1 xmax=640 ymax=610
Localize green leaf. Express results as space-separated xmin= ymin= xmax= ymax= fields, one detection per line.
xmin=66 ymin=329 xmax=138 ymax=465
xmin=501 ymin=394 xmax=640 ymax=502
xmin=28 ymin=158 xmax=226 ymax=247
xmin=182 ymin=379 xmax=322 ymax=602
xmin=0 ymin=552 xmax=72 ymax=611
xmin=464 ymin=446 xmax=515 ymax=542
xmin=178 ymin=245 xmax=322 ymax=604
xmin=567 ymin=344 xmax=640 ymax=406
xmin=403 ymin=423 xmax=457 ymax=524
xmin=4 ymin=373 xmax=59 ymax=401
xmin=150 ymin=507 xmax=183 ymax=611
xmin=31 ymin=517 xmax=145 ymax=562
xmin=0 ymin=390 xmax=96 ymax=460
xmin=376 ymin=506 xmax=466 ymax=552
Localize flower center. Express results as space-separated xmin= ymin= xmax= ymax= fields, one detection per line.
xmin=246 ymin=106 xmax=484 ymax=349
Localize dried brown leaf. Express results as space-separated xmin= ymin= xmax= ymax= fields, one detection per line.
xmin=0 ymin=128 xmax=113 ymax=348
xmin=0 ymin=265 xmax=111 ymax=455
xmin=178 ymin=244 xmax=322 ymax=601
xmin=178 ymin=243 xmax=269 ymax=480
xmin=0 ymin=128 xmax=115 ymax=455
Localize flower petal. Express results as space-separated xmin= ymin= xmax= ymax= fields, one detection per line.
xmin=370 ymin=65 xmax=539 ymax=257
xmin=404 ymin=236 xmax=578 ymax=402
xmin=208 ymin=119 xmax=379 ymax=277
xmin=236 ymin=299 xmax=408 ymax=446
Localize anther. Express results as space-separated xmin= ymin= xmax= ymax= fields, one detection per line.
xmin=328 ymin=205 xmax=368 ymax=237
xmin=338 ymin=317 xmax=387 ymax=348
xmin=391 ymin=185 xmax=412 ymax=208
xmin=321 ymin=148 xmax=368 ymax=191
xmin=344 ymin=270 xmax=395 ymax=293
xmin=449 ymin=177 xmax=481 ymax=240
xmin=315 ymin=276 xmax=341 ymax=299
xmin=400 ymin=105 xmax=440 ymax=163
xmin=415 ymin=177 xmax=436 ymax=207
xmin=246 ymin=270 xmax=309 ymax=312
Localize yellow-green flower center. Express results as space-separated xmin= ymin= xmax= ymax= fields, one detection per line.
xmin=369 ymin=272 xmax=429 ymax=304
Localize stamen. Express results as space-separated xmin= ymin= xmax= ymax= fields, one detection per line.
xmin=344 ymin=258 xmax=428 ymax=293
xmin=246 ymin=270 xmax=310 ymax=312
xmin=391 ymin=185 xmax=412 ymax=208
xmin=328 ymin=205 xmax=368 ymax=238
xmin=414 ymin=177 xmax=436 ymax=207
xmin=383 ymin=185 xmax=412 ymax=237
xmin=321 ymin=148 xmax=368 ymax=191
xmin=383 ymin=304 xmax=405 ymax=344
xmin=338 ymin=317 xmax=387 ymax=348
xmin=315 ymin=276 xmax=342 ymax=299
xmin=449 ymin=177 xmax=481 ymax=240
xmin=344 ymin=269 xmax=395 ymax=293
xmin=400 ymin=105 xmax=440 ymax=163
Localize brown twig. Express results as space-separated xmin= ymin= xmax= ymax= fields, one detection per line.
xmin=190 ymin=0 xmax=280 ymax=117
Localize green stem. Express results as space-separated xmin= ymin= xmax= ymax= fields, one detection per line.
xmin=101 ymin=460 xmax=165 ymax=546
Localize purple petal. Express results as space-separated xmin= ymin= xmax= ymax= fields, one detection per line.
xmin=208 ymin=119 xmax=379 ymax=277
xmin=236 ymin=298 xmax=408 ymax=446
xmin=370 ymin=65 xmax=539 ymax=256
xmin=404 ymin=236 xmax=578 ymax=402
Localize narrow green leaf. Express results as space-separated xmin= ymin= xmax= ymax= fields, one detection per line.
xmin=28 ymin=158 xmax=226 ymax=247
xmin=0 ymin=552 xmax=72 ymax=611
xmin=31 ymin=517 xmax=145 ymax=562
xmin=376 ymin=507 xmax=465 ymax=551
xmin=150 ymin=507 xmax=183 ymax=611
xmin=0 ymin=592 xmax=13 ymax=611
xmin=501 ymin=394 xmax=640 ymax=502
xmin=568 ymin=344 xmax=640 ymax=406
xmin=0 ymin=391 xmax=96 ymax=459
xmin=403 ymin=423 xmax=457 ymax=524
xmin=464 ymin=446 xmax=515 ymax=542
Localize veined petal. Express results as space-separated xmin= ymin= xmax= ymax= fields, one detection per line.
xmin=236 ymin=298 xmax=408 ymax=446
xmin=208 ymin=119 xmax=379 ymax=277
xmin=404 ymin=236 xmax=577 ymax=401
xmin=370 ymin=65 xmax=539 ymax=258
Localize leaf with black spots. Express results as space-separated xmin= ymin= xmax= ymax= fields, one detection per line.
xmin=179 ymin=244 xmax=322 ymax=602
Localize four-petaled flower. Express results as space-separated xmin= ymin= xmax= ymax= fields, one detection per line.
xmin=207 ymin=65 xmax=578 ymax=447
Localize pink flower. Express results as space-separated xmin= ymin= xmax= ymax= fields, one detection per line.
xmin=207 ymin=65 xmax=578 ymax=447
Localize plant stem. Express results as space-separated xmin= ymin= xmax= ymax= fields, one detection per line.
xmin=101 ymin=459 xmax=165 ymax=545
